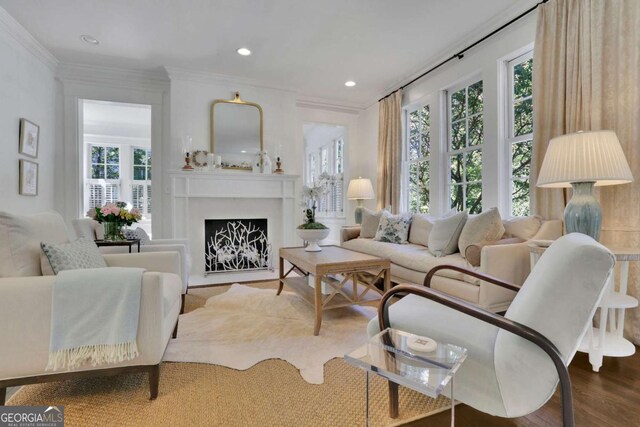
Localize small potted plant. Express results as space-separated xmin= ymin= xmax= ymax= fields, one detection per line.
xmin=87 ymin=201 xmax=143 ymax=241
xmin=297 ymin=183 xmax=330 ymax=252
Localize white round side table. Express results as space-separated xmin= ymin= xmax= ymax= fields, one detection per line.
xmin=529 ymin=243 xmax=639 ymax=372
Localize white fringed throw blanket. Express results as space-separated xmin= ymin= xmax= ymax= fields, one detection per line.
xmin=47 ymin=267 xmax=144 ymax=371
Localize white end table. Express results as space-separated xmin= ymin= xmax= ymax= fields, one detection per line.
xmin=529 ymin=244 xmax=639 ymax=372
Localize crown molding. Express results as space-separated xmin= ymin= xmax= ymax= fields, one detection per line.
xmin=372 ymin=0 xmax=540 ymax=106
xmin=57 ymin=62 xmax=169 ymax=92
xmin=0 ymin=6 xmax=58 ymax=71
xmin=295 ymin=96 xmax=364 ymax=115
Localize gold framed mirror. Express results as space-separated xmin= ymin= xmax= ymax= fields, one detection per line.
xmin=210 ymin=92 xmax=263 ymax=170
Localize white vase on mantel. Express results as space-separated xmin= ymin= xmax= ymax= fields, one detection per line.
xmin=262 ymin=151 xmax=273 ymax=174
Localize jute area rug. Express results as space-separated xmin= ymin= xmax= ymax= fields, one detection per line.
xmin=8 ymin=281 xmax=451 ymax=426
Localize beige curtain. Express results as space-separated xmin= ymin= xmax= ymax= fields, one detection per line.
xmin=377 ymin=90 xmax=403 ymax=213
xmin=532 ymin=0 xmax=640 ymax=343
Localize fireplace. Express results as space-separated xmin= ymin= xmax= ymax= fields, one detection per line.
xmin=204 ymin=219 xmax=272 ymax=275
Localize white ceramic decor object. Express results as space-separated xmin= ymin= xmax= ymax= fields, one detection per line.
xmin=296 ymin=228 xmax=330 ymax=252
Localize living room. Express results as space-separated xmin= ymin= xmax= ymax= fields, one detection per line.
xmin=1 ymin=0 xmax=639 ymax=425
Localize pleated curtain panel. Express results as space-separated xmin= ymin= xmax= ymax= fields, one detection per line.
xmin=532 ymin=0 xmax=640 ymax=342
xmin=377 ymin=90 xmax=403 ymax=213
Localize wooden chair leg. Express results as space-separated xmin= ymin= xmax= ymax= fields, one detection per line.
xmin=149 ymin=365 xmax=160 ymax=400
xmin=180 ymin=294 xmax=185 ymax=314
xmin=388 ymin=381 xmax=399 ymax=418
xmin=0 ymin=387 xmax=6 ymax=406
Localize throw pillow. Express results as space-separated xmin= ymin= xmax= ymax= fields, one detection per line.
xmin=408 ymin=214 xmax=435 ymax=247
xmin=458 ymin=207 xmax=506 ymax=259
xmin=428 ymin=211 xmax=468 ymax=257
xmin=134 ymin=227 xmax=152 ymax=244
xmin=503 ymin=215 xmax=543 ymax=240
xmin=465 ymin=237 xmax=525 ymax=267
xmin=41 ymin=238 xmax=107 ymax=275
xmin=360 ymin=208 xmax=382 ymax=238
xmin=373 ymin=211 xmax=412 ymax=244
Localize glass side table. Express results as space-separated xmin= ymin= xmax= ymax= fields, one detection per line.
xmin=345 ymin=328 xmax=467 ymax=426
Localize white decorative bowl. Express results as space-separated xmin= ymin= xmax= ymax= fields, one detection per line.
xmin=296 ymin=228 xmax=331 ymax=252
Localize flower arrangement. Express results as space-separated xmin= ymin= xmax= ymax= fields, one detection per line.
xmin=298 ymin=182 xmax=328 ymax=230
xmin=87 ymin=201 xmax=142 ymax=241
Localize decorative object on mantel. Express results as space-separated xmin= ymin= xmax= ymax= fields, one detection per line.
xmin=207 ymin=153 xmax=222 ymax=171
xmin=191 ymin=150 xmax=208 ymax=168
xmin=181 ymin=135 xmax=194 ymax=171
xmin=297 ymin=182 xmax=330 ymax=251
xmin=87 ymin=201 xmax=142 ymax=241
xmin=537 ymin=130 xmax=633 ymax=240
xmin=347 ymin=177 xmax=375 ymax=224
xmin=274 ymin=144 xmax=284 ymax=174
xmin=19 ymin=118 xmax=40 ymax=158
xmin=261 ymin=151 xmax=273 ymax=174
xmin=19 ymin=159 xmax=38 ymax=196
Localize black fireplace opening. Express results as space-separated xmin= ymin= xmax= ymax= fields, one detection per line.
xmin=205 ymin=218 xmax=271 ymax=274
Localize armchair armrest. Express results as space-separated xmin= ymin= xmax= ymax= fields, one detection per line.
xmin=340 ymin=226 xmax=361 ymax=244
xmin=378 ymin=285 xmax=574 ymax=427
xmin=103 ymin=251 xmax=181 ymax=277
xmin=425 ymin=264 xmax=520 ymax=292
xmin=147 ymin=239 xmax=190 ymax=251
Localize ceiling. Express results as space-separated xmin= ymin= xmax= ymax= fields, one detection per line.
xmin=1 ymin=0 xmax=536 ymax=108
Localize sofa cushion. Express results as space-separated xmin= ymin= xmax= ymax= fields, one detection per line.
xmin=408 ymin=214 xmax=435 ymax=246
xmin=503 ymin=215 xmax=543 ymax=240
xmin=41 ymin=238 xmax=107 ymax=274
xmin=0 ymin=211 xmax=70 ymax=277
xmin=374 ymin=211 xmax=412 ymax=244
xmin=465 ymin=237 xmax=525 ymax=267
xmin=458 ymin=207 xmax=505 ymax=259
xmin=360 ymin=208 xmax=382 ymax=238
xmin=428 ymin=211 xmax=468 ymax=257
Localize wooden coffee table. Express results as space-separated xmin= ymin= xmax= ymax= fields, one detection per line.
xmin=278 ymin=245 xmax=391 ymax=335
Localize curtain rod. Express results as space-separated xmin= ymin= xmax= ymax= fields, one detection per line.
xmin=378 ymin=0 xmax=549 ymax=103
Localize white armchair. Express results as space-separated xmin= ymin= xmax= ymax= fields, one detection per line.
xmin=0 ymin=212 xmax=182 ymax=404
xmin=369 ymin=233 xmax=615 ymax=426
xmin=73 ymin=219 xmax=191 ymax=307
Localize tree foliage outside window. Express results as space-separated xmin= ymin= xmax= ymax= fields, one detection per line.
xmin=407 ymin=105 xmax=430 ymax=213
xmin=448 ymin=80 xmax=483 ymax=214
xmin=91 ymin=145 xmax=119 ymax=179
xmin=508 ymin=54 xmax=533 ymax=216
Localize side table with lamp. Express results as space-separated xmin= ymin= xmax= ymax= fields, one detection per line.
xmin=536 ymin=130 xmax=635 ymax=371
xmin=347 ymin=177 xmax=374 ymax=224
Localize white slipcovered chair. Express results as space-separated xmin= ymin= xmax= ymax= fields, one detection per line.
xmin=0 ymin=212 xmax=182 ymax=404
xmin=368 ymin=233 xmax=615 ymax=426
xmin=73 ymin=218 xmax=190 ymax=311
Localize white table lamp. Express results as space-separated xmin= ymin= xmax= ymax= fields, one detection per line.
xmin=347 ymin=177 xmax=375 ymax=224
xmin=537 ymin=130 xmax=633 ymax=240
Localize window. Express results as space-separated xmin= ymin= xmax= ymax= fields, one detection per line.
xmin=132 ymin=147 xmax=152 ymax=216
xmin=448 ymin=80 xmax=484 ymax=214
xmin=507 ymin=52 xmax=533 ymax=216
xmin=335 ymin=138 xmax=344 ymax=174
xmin=406 ymin=105 xmax=430 ymax=213
xmin=87 ymin=145 xmax=120 ymax=209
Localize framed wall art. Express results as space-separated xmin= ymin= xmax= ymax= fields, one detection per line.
xmin=19 ymin=118 xmax=40 ymax=158
xmin=19 ymin=159 xmax=38 ymax=196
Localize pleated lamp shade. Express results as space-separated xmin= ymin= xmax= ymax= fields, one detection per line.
xmin=537 ymin=130 xmax=633 ymax=188
xmin=347 ymin=177 xmax=375 ymax=200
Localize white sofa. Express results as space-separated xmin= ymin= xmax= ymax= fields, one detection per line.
xmin=0 ymin=212 xmax=182 ymax=404
xmin=341 ymin=217 xmax=563 ymax=312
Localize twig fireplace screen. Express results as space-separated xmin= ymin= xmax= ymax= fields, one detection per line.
xmin=205 ymin=219 xmax=272 ymax=274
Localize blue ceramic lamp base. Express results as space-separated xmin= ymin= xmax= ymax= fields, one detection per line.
xmin=564 ymin=181 xmax=602 ymax=241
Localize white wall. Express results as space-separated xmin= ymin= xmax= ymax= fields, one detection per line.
xmin=353 ymin=14 xmax=537 ymax=217
xmin=0 ymin=16 xmax=60 ymax=214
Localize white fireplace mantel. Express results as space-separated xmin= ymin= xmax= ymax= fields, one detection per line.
xmin=168 ymin=170 xmax=301 ymax=283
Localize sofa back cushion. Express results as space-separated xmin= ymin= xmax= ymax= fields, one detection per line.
xmin=408 ymin=214 xmax=435 ymax=247
xmin=0 ymin=211 xmax=70 ymax=277
xmin=458 ymin=207 xmax=505 ymax=259
xmin=502 ymin=215 xmax=543 ymax=240
xmin=360 ymin=208 xmax=382 ymax=238
xmin=428 ymin=211 xmax=468 ymax=257
xmin=72 ymin=218 xmax=105 ymax=240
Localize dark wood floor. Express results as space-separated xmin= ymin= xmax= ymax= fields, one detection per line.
xmin=407 ymin=348 xmax=640 ymax=426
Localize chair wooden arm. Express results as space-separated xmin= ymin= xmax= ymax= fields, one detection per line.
xmin=378 ymin=285 xmax=574 ymax=427
xmin=424 ymin=264 xmax=520 ymax=292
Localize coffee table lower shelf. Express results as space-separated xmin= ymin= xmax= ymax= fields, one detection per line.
xmin=281 ymin=276 xmax=382 ymax=311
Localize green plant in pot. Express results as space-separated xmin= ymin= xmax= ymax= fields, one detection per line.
xmin=297 ymin=183 xmax=330 ymax=252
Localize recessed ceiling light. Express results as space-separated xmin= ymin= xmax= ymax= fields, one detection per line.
xmin=241 ymin=150 xmax=247 ymax=153
xmin=237 ymin=48 xmax=251 ymax=56
xmin=345 ymin=81 xmax=356 ymax=87
xmin=80 ymin=35 xmax=100 ymax=45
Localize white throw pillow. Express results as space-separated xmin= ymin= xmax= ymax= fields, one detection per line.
xmin=408 ymin=214 xmax=435 ymax=247
xmin=41 ymin=238 xmax=107 ymax=275
xmin=503 ymin=215 xmax=543 ymax=240
xmin=360 ymin=208 xmax=383 ymax=238
xmin=428 ymin=211 xmax=468 ymax=257
xmin=458 ymin=207 xmax=506 ymax=259
xmin=373 ymin=211 xmax=412 ymax=244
